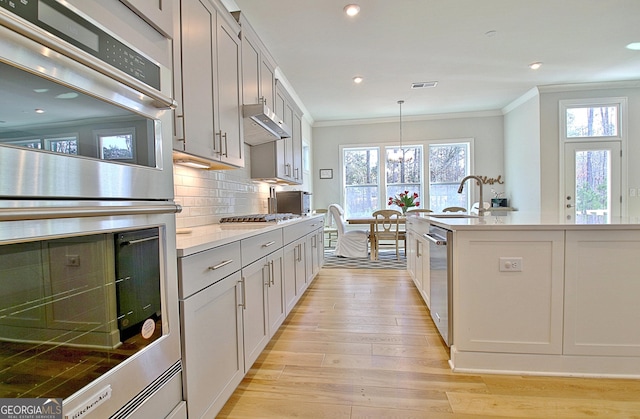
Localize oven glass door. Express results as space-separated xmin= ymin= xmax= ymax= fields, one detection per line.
xmin=0 ymin=60 xmax=157 ymax=168
xmin=0 ymin=226 xmax=164 ymax=399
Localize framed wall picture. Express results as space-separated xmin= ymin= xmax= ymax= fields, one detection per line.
xmin=319 ymin=169 xmax=333 ymax=179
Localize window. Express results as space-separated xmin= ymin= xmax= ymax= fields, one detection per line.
xmin=343 ymin=141 xmax=471 ymax=216
xmin=95 ymin=128 xmax=135 ymax=161
xmin=428 ymin=143 xmax=470 ymax=211
xmin=565 ymin=105 xmax=619 ymax=138
xmin=344 ymin=147 xmax=379 ymax=217
xmin=45 ymin=135 xmax=78 ymax=154
xmin=386 ymin=145 xmax=422 ymax=205
xmin=4 ymin=134 xmax=78 ymax=154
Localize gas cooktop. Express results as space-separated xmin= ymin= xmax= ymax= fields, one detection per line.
xmin=219 ymin=213 xmax=299 ymax=223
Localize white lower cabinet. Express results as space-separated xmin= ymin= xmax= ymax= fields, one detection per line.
xmin=240 ymin=257 xmax=269 ymax=370
xmin=265 ymin=249 xmax=286 ymax=337
xmin=241 ymin=248 xmax=285 ymax=371
xmin=406 ymin=219 xmax=430 ymax=308
xmin=283 ymin=238 xmax=306 ymax=314
xmin=178 ymin=217 xmax=324 ymax=418
xmin=180 ymin=271 xmax=244 ymax=419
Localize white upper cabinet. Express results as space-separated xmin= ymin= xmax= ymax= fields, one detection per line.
xmin=174 ymin=0 xmax=243 ymax=169
xmin=234 ymin=12 xmax=277 ymax=112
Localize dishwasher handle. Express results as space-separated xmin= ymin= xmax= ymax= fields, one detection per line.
xmin=424 ymin=233 xmax=447 ymax=246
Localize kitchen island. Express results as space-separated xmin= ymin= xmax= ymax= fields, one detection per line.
xmin=407 ymin=212 xmax=640 ymax=378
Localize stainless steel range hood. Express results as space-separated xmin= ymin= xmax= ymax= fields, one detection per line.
xmin=242 ymin=103 xmax=291 ymax=145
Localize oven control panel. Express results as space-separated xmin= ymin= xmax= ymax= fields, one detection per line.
xmin=0 ymin=0 xmax=160 ymax=89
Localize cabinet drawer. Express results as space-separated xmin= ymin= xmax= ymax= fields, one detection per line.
xmin=241 ymin=230 xmax=283 ymax=266
xmin=283 ymin=218 xmax=323 ymax=244
xmin=178 ymin=241 xmax=241 ymax=299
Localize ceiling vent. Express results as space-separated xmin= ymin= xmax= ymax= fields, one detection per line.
xmin=411 ymin=81 xmax=438 ymax=89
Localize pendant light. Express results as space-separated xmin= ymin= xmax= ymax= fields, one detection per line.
xmin=397 ymin=100 xmax=404 ymax=164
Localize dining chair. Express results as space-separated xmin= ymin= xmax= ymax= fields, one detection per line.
xmin=372 ymin=209 xmax=402 ymax=260
xmin=314 ymin=208 xmax=338 ymax=248
xmin=442 ymin=206 xmax=467 ymax=213
xmin=328 ymin=204 xmax=369 ymax=257
xmin=406 ymin=209 xmax=433 ymax=214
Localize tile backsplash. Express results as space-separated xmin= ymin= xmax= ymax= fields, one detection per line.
xmin=173 ymin=158 xmax=270 ymax=229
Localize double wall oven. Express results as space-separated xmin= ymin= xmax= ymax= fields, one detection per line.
xmin=0 ymin=1 xmax=183 ymax=418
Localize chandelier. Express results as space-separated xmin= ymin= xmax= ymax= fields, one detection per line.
xmin=388 ymin=100 xmax=413 ymax=164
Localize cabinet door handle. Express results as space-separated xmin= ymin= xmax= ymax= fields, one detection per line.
xmin=285 ymin=163 xmax=291 ymax=176
xmin=297 ymin=243 xmax=303 ymax=262
xmin=270 ymin=260 xmax=275 ymax=286
xmin=214 ymin=130 xmax=221 ymax=154
xmin=239 ymin=277 xmax=246 ymax=309
xmin=222 ymin=131 xmax=228 ymax=157
xmin=262 ymin=240 xmax=276 ymax=248
xmin=263 ymin=263 xmax=270 ymax=286
xmin=208 ymin=259 xmax=233 ymax=270
xmin=416 ymin=240 xmax=421 ymax=257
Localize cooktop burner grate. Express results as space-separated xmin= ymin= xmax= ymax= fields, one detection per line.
xmin=219 ymin=213 xmax=299 ymax=223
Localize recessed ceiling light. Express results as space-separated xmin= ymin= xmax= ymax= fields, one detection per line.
xmin=529 ymin=62 xmax=543 ymax=70
xmin=55 ymin=92 xmax=79 ymax=99
xmin=353 ymin=76 xmax=363 ymax=84
xmin=35 ymin=108 xmax=45 ymax=114
xmin=626 ymin=42 xmax=640 ymax=50
xmin=33 ymin=88 xmax=49 ymax=93
xmin=344 ymin=4 xmax=360 ymax=17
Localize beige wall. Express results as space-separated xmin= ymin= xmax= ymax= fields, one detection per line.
xmin=504 ymin=89 xmax=541 ymax=213
xmin=311 ymin=113 xmax=505 ymax=212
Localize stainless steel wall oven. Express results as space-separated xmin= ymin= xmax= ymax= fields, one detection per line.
xmin=0 ymin=1 xmax=182 ymax=418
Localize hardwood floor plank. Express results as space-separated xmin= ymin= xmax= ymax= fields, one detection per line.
xmin=447 ymin=392 xmax=640 ymax=418
xmin=217 ymin=268 xmax=640 ymax=418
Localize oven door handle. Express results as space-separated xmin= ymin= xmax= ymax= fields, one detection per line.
xmin=424 ymin=233 xmax=447 ymax=246
xmin=122 ymin=236 xmax=160 ymax=246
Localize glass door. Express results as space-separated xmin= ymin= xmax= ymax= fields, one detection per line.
xmin=564 ymin=141 xmax=621 ymax=223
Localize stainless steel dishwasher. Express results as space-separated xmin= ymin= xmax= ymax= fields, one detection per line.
xmin=426 ymin=225 xmax=453 ymax=346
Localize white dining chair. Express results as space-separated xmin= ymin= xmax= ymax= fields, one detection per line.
xmin=328 ymin=204 xmax=369 ymax=258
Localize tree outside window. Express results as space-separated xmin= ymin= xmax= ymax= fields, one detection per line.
xmin=566 ymin=105 xmax=618 ymax=138
xmin=429 ymin=143 xmax=469 ymax=211
xmin=344 ymin=147 xmax=379 ymax=217
xmin=386 ymin=145 xmax=422 ymax=208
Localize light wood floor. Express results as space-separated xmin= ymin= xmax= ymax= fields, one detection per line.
xmin=218 ymin=268 xmax=640 ymax=418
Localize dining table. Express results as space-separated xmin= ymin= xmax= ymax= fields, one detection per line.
xmin=347 ymin=215 xmax=407 ymax=261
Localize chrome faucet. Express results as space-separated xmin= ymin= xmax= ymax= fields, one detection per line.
xmin=457 ymin=175 xmax=485 ymax=215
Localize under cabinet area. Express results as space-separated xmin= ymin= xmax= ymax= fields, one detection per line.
xmin=174 ymin=0 xmax=243 ymax=168
xmin=176 ymin=216 xmax=324 ymax=418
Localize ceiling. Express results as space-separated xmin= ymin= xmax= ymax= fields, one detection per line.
xmin=224 ymin=0 xmax=640 ymax=124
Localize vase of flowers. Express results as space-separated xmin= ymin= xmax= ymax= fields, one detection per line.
xmin=388 ymin=191 xmax=419 ymax=214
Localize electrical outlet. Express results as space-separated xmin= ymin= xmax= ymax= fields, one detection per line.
xmin=66 ymin=255 xmax=80 ymax=267
xmin=630 ymin=188 xmax=637 ymax=197
xmin=499 ymin=257 xmax=522 ymax=272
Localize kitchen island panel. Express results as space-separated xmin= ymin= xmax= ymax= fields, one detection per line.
xmin=455 ymin=230 xmax=565 ymax=355
xmin=564 ymin=230 xmax=640 ymax=357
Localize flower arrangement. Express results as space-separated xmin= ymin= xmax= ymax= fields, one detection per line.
xmin=388 ymin=191 xmax=419 ymax=214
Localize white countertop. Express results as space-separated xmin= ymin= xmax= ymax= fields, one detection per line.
xmin=176 ymin=215 xmax=321 ymax=257
xmin=414 ymin=211 xmax=640 ymax=231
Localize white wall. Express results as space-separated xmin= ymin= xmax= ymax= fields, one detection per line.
xmin=503 ymin=89 xmax=541 ymax=213
xmin=311 ymin=114 xmax=504 ymax=212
